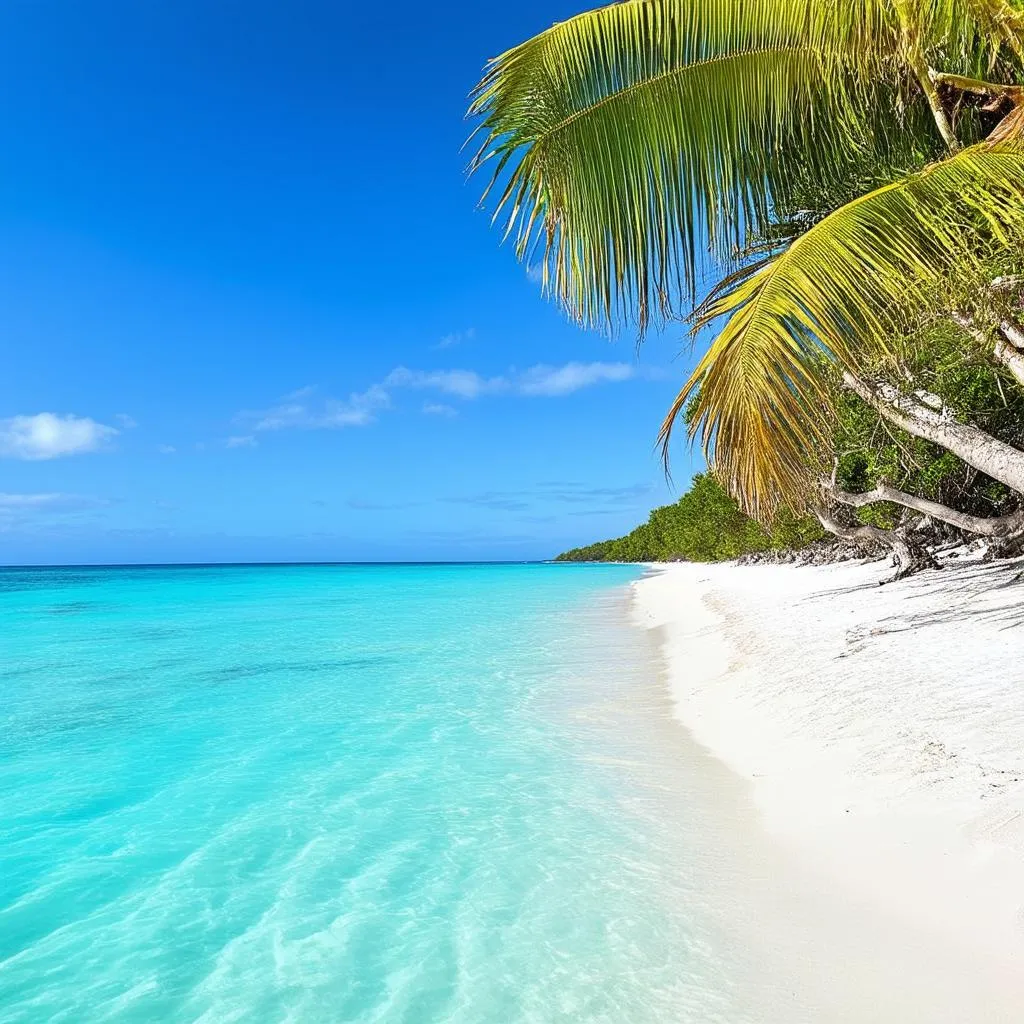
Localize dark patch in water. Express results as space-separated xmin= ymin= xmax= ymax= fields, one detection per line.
xmin=0 ymin=569 xmax=107 ymax=594
xmin=0 ymin=662 xmax=67 ymax=682
xmin=44 ymin=602 xmax=108 ymax=616
xmin=199 ymin=656 xmax=393 ymax=684
xmin=131 ymin=627 xmax=182 ymax=642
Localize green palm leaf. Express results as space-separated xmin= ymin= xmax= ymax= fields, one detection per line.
xmin=662 ymin=140 xmax=1024 ymax=517
xmin=469 ymin=0 xmax=1024 ymax=332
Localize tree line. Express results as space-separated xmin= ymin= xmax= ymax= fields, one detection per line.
xmin=554 ymin=474 xmax=822 ymax=563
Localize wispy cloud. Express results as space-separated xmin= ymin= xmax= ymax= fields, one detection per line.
xmin=435 ymin=328 xmax=476 ymax=350
xmin=0 ymin=492 xmax=108 ymax=530
xmin=536 ymin=482 xmax=654 ymax=505
xmin=347 ymin=498 xmax=427 ymax=511
xmin=158 ymin=444 xmax=177 ymax=454
xmin=441 ymin=481 xmax=654 ymax=515
xmin=115 ymin=413 xmax=138 ymax=429
xmin=226 ymin=435 xmax=257 ymax=449
xmin=0 ymin=413 xmax=119 ymax=460
xmin=0 ymin=493 xmax=70 ymax=509
xmin=385 ymin=367 xmax=505 ymax=400
xmin=517 ymin=362 xmax=634 ymax=396
xmin=241 ymin=385 xmax=391 ymax=432
xmin=236 ymin=360 xmax=640 ymax=438
xmin=386 ymin=361 xmax=635 ymax=400
xmin=566 ymin=507 xmax=633 ymax=517
xmin=422 ymin=402 xmax=458 ymax=418
xmin=444 ymin=493 xmax=532 ymax=512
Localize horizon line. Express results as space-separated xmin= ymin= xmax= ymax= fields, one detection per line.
xmin=0 ymin=560 xmax=576 ymax=571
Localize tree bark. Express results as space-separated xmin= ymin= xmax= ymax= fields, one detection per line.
xmin=951 ymin=312 xmax=1024 ymax=389
xmin=814 ymin=508 xmax=939 ymax=582
xmin=823 ymin=481 xmax=1024 ymax=541
xmin=912 ymin=59 xmax=959 ymax=150
xmin=929 ymin=70 xmax=1024 ymax=101
xmin=994 ymin=322 xmax=1024 ymax=389
xmin=842 ymin=371 xmax=1024 ymax=493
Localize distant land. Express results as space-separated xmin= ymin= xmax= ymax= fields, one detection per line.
xmin=554 ymin=474 xmax=823 ymax=564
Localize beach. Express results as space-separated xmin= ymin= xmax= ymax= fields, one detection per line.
xmin=633 ymin=555 xmax=1024 ymax=1020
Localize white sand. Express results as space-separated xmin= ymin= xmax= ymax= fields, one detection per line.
xmin=633 ymin=555 xmax=1024 ymax=1021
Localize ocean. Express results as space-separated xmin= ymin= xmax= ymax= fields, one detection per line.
xmin=0 ymin=563 xmax=746 ymax=1023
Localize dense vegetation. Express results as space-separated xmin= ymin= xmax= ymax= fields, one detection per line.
xmin=555 ymin=474 xmax=823 ymax=563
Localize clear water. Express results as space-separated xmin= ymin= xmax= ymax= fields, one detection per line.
xmin=0 ymin=564 xmax=741 ymax=1023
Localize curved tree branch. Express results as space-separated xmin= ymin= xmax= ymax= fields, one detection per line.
xmin=822 ymin=480 xmax=1024 ymax=539
xmin=929 ymin=71 xmax=1024 ymax=100
xmin=814 ymin=506 xmax=939 ymax=581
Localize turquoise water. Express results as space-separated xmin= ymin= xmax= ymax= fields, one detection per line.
xmin=0 ymin=564 xmax=738 ymax=1023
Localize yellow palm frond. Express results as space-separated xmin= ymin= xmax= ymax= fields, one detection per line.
xmin=662 ymin=141 xmax=1024 ymax=517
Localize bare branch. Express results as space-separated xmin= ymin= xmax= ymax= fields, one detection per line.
xmin=990 ymin=276 xmax=1024 ymax=294
xmin=814 ymin=506 xmax=939 ymax=581
xmin=929 ymin=71 xmax=1024 ymax=100
xmin=822 ymin=480 xmax=1024 ymax=539
xmin=953 ymin=311 xmax=1024 ymax=388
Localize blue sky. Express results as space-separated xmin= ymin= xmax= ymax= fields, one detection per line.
xmin=0 ymin=1 xmax=703 ymax=564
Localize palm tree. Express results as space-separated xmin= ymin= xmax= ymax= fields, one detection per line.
xmin=469 ymin=0 xmax=1024 ymax=537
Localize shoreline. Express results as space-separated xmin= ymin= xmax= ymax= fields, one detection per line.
xmin=631 ymin=557 xmax=1024 ymax=1020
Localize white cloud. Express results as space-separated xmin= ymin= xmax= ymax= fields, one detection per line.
xmin=318 ymin=386 xmax=391 ymax=427
xmin=246 ymin=385 xmax=391 ymax=431
xmin=158 ymin=444 xmax=177 ymax=454
xmin=518 ymin=361 xmax=635 ymax=396
xmin=0 ymin=413 xmax=118 ymax=460
xmin=0 ymin=492 xmax=68 ymax=508
xmin=387 ymin=361 xmax=634 ymax=400
xmin=235 ymin=361 xmax=638 ymax=439
xmin=385 ymin=367 xmax=507 ymax=400
xmin=115 ymin=413 xmax=138 ymax=429
xmin=435 ymin=328 xmax=476 ymax=350
xmin=423 ymin=402 xmax=458 ymax=418
xmin=226 ymin=435 xmax=257 ymax=448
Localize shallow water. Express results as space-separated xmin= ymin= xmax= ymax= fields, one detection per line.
xmin=0 ymin=563 xmax=752 ymax=1023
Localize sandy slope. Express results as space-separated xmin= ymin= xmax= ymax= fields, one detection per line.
xmin=633 ymin=555 xmax=1024 ymax=1020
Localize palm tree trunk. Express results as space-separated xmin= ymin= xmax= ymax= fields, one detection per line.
xmin=842 ymin=371 xmax=1024 ymax=493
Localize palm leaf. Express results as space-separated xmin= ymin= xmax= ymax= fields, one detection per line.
xmin=662 ymin=140 xmax=1024 ymax=517
xmin=911 ymin=0 xmax=1024 ymax=65
xmin=469 ymin=0 xmax=1024 ymax=332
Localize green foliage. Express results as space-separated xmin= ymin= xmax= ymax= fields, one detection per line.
xmin=829 ymin=321 xmax=1024 ymax=527
xmin=555 ymin=473 xmax=823 ymax=563
xmin=669 ymin=143 xmax=1024 ymax=517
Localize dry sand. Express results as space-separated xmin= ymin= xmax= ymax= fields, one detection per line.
xmin=633 ymin=555 xmax=1024 ymax=1021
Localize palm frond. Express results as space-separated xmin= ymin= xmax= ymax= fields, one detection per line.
xmin=663 ymin=140 xmax=1024 ymax=517
xmin=468 ymin=0 xmax=1024 ymax=333
xmin=468 ymin=0 xmax=898 ymax=331
xmin=911 ymin=0 xmax=1024 ymax=65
